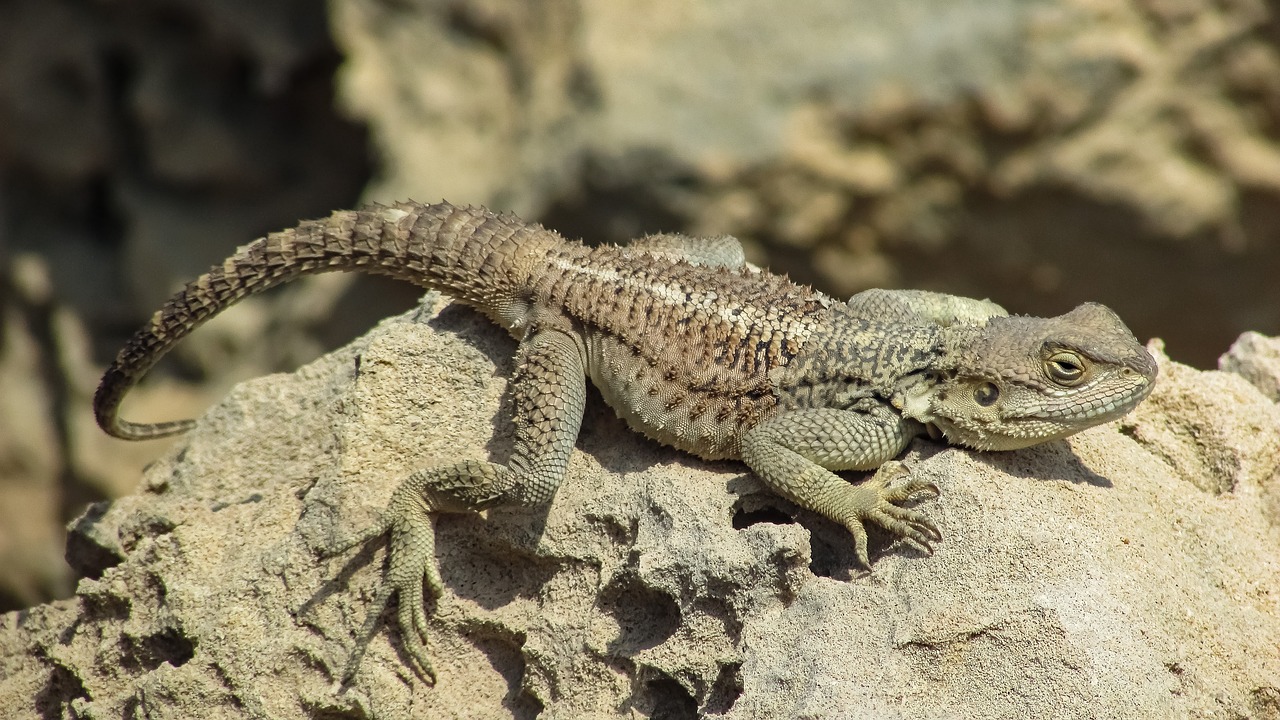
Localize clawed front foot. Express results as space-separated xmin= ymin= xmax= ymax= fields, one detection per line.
xmin=739 ymin=407 xmax=944 ymax=570
xmin=841 ymin=461 xmax=941 ymax=568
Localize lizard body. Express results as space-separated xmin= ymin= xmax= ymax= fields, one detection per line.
xmin=94 ymin=201 xmax=1158 ymax=682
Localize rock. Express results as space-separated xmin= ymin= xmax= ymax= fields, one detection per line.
xmin=2 ymin=297 xmax=1276 ymax=718
xmin=9 ymin=0 xmax=1280 ymax=612
xmin=1221 ymin=331 xmax=1280 ymax=402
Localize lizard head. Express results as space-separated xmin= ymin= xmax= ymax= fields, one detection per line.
xmin=918 ymin=303 xmax=1157 ymax=451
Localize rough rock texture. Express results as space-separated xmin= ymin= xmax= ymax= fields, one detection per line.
xmin=5 ymin=0 xmax=1280 ymax=651
xmin=2 ymin=295 xmax=1277 ymax=719
xmin=1222 ymin=331 xmax=1280 ymax=402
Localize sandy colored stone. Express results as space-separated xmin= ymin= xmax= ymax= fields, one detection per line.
xmin=1 ymin=295 xmax=1276 ymax=718
xmin=1221 ymin=331 xmax=1280 ymax=402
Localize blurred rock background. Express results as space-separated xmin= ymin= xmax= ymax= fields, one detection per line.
xmin=1 ymin=0 xmax=1278 ymax=612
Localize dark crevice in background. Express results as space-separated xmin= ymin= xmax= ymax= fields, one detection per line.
xmin=0 ymin=0 xmax=373 ymax=612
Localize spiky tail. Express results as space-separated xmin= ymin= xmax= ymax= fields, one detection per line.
xmin=95 ymin=201 xmax=562 ymax=440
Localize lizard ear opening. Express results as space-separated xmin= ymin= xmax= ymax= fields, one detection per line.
xmin=973 ymin=382 xmax=1000 ymax=406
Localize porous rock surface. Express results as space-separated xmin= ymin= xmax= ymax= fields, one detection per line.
xmin=2 ymin=295 xmax=1278 ymax=719
xmin=8 ymin=0 xmax=1280 ymax=614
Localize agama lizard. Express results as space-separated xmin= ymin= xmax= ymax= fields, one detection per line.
xmin=94 ymin=201 xmax=1158 ymax=682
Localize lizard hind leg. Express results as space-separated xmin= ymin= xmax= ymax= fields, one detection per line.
xmin=323 ymin=329 xmax=588 ymax=684
xmin=321 ymin=460 xmax=504 ymax=684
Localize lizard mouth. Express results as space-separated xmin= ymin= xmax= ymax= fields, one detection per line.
xmin=1029 ymin=375 xmax=1156 ymax=424
xmin=1032 ymin=360 xmax=1158 ymax=423
xmin=930 ymin=371 xmax=1157 ymax=452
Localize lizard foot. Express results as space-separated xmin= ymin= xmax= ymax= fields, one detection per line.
xmin=322 ymin=462 xmax=504 ymax=685
xmin=381 ymin=506 xmax=441 ymax=684
xmin=840 ymin=460 xmax=941 ymax=569
xmin=320 ymin=499 xmax=441 ymax=685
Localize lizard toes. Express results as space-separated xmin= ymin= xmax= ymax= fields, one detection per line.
xmin=883 ymin=502 xmax=941 ymax=541
xmin=398 ymin=593 xmax=437 ymax=684
xmin=882 ymin=478 xmax=939 ymax=503
xmin=849 ymin=521 xmax=872 ymax=570
xmin=876 ymin=510 xmax=938 ymax=549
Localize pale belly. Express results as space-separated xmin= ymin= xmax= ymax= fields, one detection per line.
xmin=583 ymin=333 xmax=777 ymax=461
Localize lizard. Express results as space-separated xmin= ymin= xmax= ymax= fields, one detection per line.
xmin=93 ymin=200 xmax=1159 ymax=683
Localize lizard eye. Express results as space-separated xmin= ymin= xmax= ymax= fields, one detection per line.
xmin=1046 ymin=351 xmax=1086 ymax=385
xmin=973 ymin=382 xmax=1000 ymax=406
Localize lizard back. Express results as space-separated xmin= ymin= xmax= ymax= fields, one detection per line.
xmin=534 ymin=244 xmax=835 ymax=459
xmin=94 ymin=200 xmax=839 ymax=459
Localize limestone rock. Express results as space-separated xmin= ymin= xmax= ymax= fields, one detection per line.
xmin=1221 ymin=331 xmax=1280 ymax=402
xmin=2 ymin=297 xmax=1276 ymax=718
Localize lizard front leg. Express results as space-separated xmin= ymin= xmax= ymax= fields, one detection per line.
xmin=845 ymin=288 xmax=1007 ymax=327
xmin=740 ymin=405 xmax=941 ymax=568
xmin=625 ymin=232 xmax=747 ymax=269
xmin=323 ymin=328 xmax=587 ymax=683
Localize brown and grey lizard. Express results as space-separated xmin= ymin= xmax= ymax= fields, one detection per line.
xmin=94 ymin=201 xmax=1158 ymax=682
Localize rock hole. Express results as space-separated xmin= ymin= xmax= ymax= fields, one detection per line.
xmin=598 ymin=573 xmax=681 ymax=655
xmin=305 ymin=708 xmax=363 ymax=720
xmin=34 ymin=661 xmax=88 ymax=720
xmin=124 ymin=626 xmax=196 ymax=671
xmin=703 ymin=661 xmax=744 ymax=714
xmin=731 ymin=505 xmax=794 ymax=530
xmin=634 ymin=672 xmax=697 ymax=720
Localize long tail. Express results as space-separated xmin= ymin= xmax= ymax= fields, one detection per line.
xmin=94 ymin=201 xmax=562 ymax=440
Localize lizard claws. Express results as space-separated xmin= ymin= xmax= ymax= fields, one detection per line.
xmin=323 ymin=495 xmax=444 ymax=685
xmin=844 ymin=461 xmax=941 ymax=568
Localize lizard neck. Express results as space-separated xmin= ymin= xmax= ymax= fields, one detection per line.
xmin=773 ymin=305 xmax=945 ymax=410
xmin=887 ymin=324 xmax=983 ymax=426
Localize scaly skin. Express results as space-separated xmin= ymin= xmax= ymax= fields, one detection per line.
xmin=94 ymin=201 xmax=1158 ymax=683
